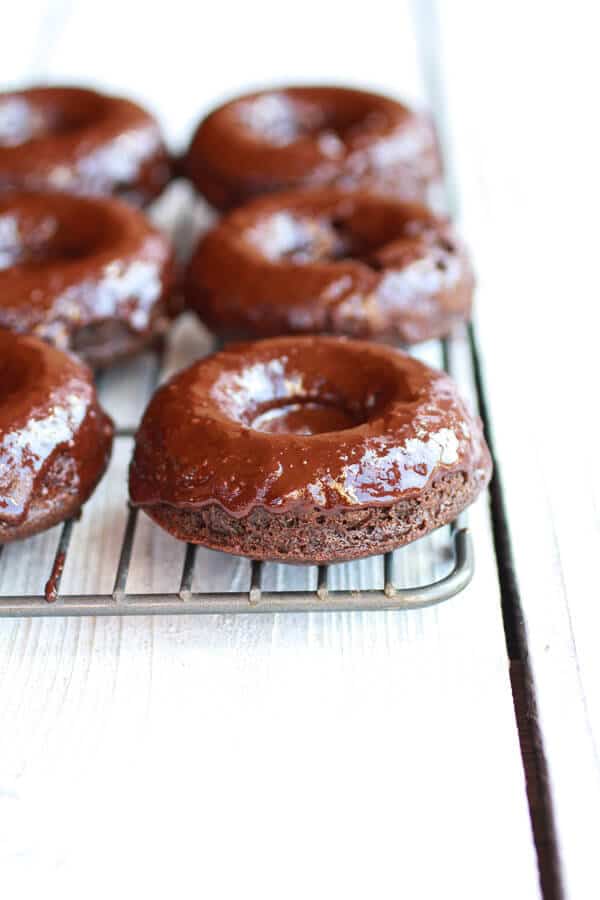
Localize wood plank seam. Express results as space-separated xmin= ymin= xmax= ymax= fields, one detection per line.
xmin=468 ymin=322 xmax=564 ymax=900
xmin=411 ymin=2 xmax=564 ymax=897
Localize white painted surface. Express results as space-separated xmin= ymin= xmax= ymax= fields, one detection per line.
xmin=0 ymin=1 xmax=560 ymax=897
xmin=437 ymin=3 xmax=600 ymax=897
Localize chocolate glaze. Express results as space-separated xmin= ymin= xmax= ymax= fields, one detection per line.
xmin=0 ymin=329 xmax=113 ymax=532
xmin=44 ymin=550 xmax=65 ymax=602
xmin=130 ymin=336 xmax=491 ymax=518
xmin=0 ymin=86 xmax=171 ymax=206
xmin=185 ymin=190 xmax=474 ymax=344
xmin=0 ymin=191 xmax=177 ymax=362
xmin=183 ymin=86 xmax=441 ymax=211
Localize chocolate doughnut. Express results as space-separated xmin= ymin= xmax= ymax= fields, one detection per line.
xmin=185 ymin=190 xmax=473 ymax=344
xmin=0 ymin=330 xmax=114 ymax=543
xmin=129 ymin=336 xmax=491 ymax=563
xmin=0 ymin=86 xmax=171 ymax=206
xmin=183 ymin=86 xmax=440 ymax=211
xmin=0 ymin=191 xmax=177 ymax=367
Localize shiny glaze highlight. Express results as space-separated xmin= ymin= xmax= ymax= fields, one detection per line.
xmin=130 ymin=336 xmax=491 ymax=517
xmin=0 ymin=330 xmax=113 ymax=528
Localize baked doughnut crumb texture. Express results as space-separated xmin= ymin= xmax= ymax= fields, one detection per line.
xmin=142 ymin=470 xmax=480 ymax=564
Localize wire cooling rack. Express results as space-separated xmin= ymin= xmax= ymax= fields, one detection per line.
xmin=0 ymin=522 xmax=473 ymax=617
xmin=0 ymin=337 xmax=474 ymax=617
xmin=0 ymin=190 xmax=475 ymax=617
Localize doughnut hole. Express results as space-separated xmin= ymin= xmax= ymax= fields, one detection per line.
xmin=243 ymin=198 xmax=442 ymax=271
xmin=244 ymin=212 xmax=353 ymax=263
xmin=0 ymin=194 xmax=122 ymax=269
xmin=250 ymin=401 xmax=361 ymax=435
xmin=210 ymin=342 xmax=416 ymax=436
xmin=235 ymin=90 xmax=389 ymax=150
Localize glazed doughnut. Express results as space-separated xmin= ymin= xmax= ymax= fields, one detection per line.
xmin=0 ymin=86 xmax=171 ymax=206
xmin=185 ymin=190 xmax=473 ymax=344
xmin=0 ymin=191 xmax=177 ymax=367
xmin=129 ymin=336 xmax=491 ymax=563
xmin=183 ymin=86 xmax=440 ymax=211
xmin=0 ymin=330 xmax=114 ymax=543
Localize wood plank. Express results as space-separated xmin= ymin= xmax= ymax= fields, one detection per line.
xmin=95 ymin=352 xmax=159 ymax=433
xmin=436 ymin=4 xmax=600 ymax=896
xmin=0 ymin=527 xmax=61 ymax=597
xmin=0 ymin=2 xmax=541 ymax=897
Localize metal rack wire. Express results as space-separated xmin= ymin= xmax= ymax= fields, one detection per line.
xmin=0 ymin=330 xmax=475 ymax=617
xmin=0 ymin=525 xmax=473 ymax=616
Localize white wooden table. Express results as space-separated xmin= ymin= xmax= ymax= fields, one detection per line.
xmin=2 ymin=2 xmax=599 ymax=897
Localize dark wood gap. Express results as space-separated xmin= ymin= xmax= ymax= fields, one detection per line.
xmin=115 ymin=427 xmax=137 ymax=438
xmin=467 ymin=324 xmax=526 ymax=661
xmin=511 ymin=661 xmax=563 ymax=900
xmin=468 ymin=324 xmax=564 ymax=900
